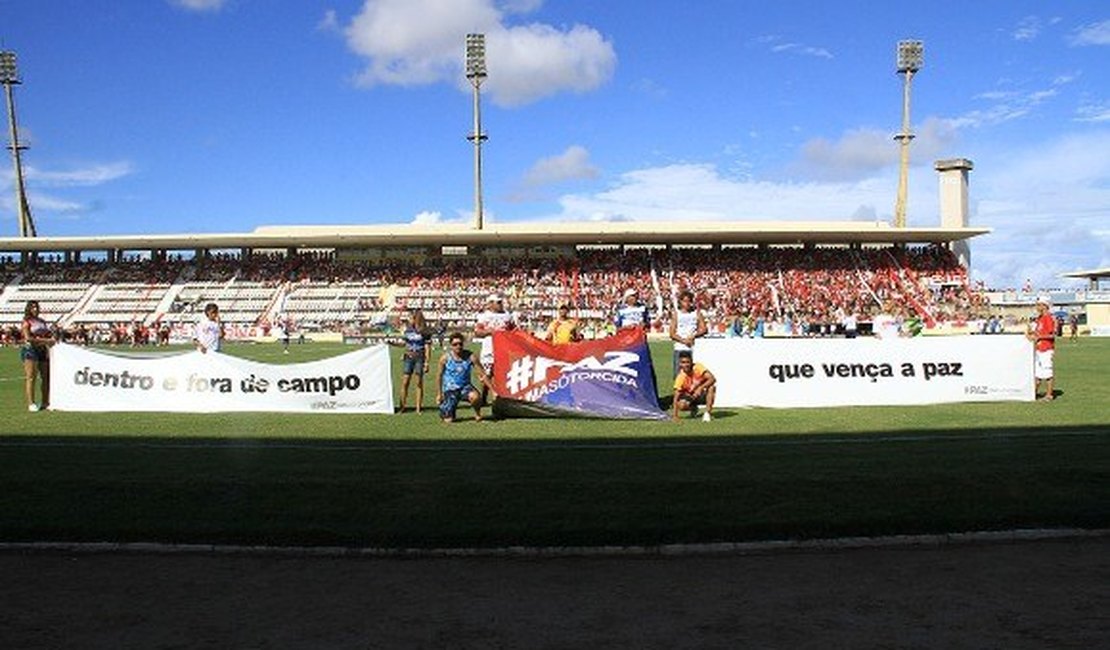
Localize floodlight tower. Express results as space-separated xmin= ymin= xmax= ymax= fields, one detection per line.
xmin=465 ymin=33 xmax=488 ymax=230
xmin=893 ymin=39 xmax=923 ymax=229
xmin=1 ymin=50 xmax=36 ymax=237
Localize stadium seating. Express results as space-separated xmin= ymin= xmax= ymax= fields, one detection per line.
xmin=0 ymin=244 xmax=986 ymax=343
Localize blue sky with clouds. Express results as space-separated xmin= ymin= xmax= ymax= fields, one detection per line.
xmin=1 ymin=0 xmax=1107 ymax=289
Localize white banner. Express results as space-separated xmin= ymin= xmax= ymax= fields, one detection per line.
xmin=696 ymin=336 xmax=1034 ymax=408
xmin=49 ymin=344 xmax=394 ymax=413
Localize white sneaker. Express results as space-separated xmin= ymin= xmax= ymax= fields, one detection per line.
xmin=701 ymin=412 xmax=712 ymax=422
xmin=28 ymin=404 xmax=39 ymax=412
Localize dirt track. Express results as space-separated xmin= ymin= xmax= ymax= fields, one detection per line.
xmin=2 ymin=537 xmax=1107 ymax=649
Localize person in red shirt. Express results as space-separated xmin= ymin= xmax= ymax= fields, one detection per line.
xmin=1025 ymin=296 xmax=1056 ymax=401
xmin=673 ymin=350 xmax=716 ymax=421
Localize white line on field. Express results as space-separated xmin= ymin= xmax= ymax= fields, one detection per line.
xmin=0 ymin=428 xmax=1104 ymax=452
xmin=1 ymin=528 xmax=1107 ymax=559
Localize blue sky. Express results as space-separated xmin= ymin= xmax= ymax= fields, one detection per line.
xmin=1 ymin=0 xmax=1107 ymax=290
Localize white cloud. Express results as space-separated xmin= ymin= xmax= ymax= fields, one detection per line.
xmin=1053 ymin=71 xmax=1081 ymax=85
xmin=23 ymin=162 xmax=134 ymax=187
xmin=549 ymin=163 xmax=892 ymax=224
xmin=1076 ymin=100 xmax=1110 ymax=122
xmin=1012 ymin=16 xmax=1042 ymax=41
xmin=799 ymin=129 xmax=893 ymax=179
xmin=27 ymin=195 xmax=88 ymax=213
xmin=317 ymin=9 xmax=340 ymax=33
xmin=0 ymin=193 xmax=85 ymax=216
xmin=168 ymin=0 xmax=226 ymax=12
xmin=631 ymin=78 xmax=667 ymax=99
xmin=941 ymin=131 xmax=1110 ymax=288
xmin=949 ymin=77 xmax=1071 ymax=129
xmin=342 ymin=0 xmax=615 ymax=106
xmin=1069 ymin=19 xmax=1110 ymax=46
xmin=756 ymin=35 xmax=833 ymax=59
xmin=521 ymin=145 xmax=599 ymax=188
xmin=411 ymin=210 xmax=444 ymax=224
xmin=499 ymin=0 xmax=542 ymax=13
xmin=797 ymin=117 xmax=958 ymax=180
xmin=0 ymin=162 xmax=133 ymax=221
xmin=489 ymin=24 xmax=616 ymax=106
xmin=411 ymin=209 xmax=473 ymax=225
xmin=771 ymin=43 xmax=833 ymax=59
xmin=528 ymin=128 xmax=1110 ymax=290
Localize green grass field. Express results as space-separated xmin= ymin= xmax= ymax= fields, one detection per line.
xmin=1 ymin=338 xmax=1107 ymax=548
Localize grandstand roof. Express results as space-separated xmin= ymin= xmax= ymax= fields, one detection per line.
xmin=0 ymin=221 xmax=990 ymax=251
xmin=1061 ymin=267 xmax=1110 ymax=280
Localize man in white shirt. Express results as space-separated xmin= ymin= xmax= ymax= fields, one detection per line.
xmin=193 ymin=302 xmax=224 ymax=353
xmin=473 ymin=293 xmax=516 ymax=403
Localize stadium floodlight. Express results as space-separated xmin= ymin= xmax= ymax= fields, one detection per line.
xmin=0 ymin=51 xmax=18 ymax=84
xmin=465 ymin=33 xmax=487 ymax=79
xmin=896 ymin=40 xmax=923 ymax=73
xmin=1 ymin=50 xmax=36 ymax=238
xmin=465 ymin=33 xmax=488 ymax=231
xmin=893 ymin=40 xmax=923 ymax=229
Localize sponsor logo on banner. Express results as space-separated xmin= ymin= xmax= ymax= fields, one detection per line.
xmin=504 ymin=351 xmax=641 ymax=399
xmin=492 ymin=329 xmax=665 ymax=419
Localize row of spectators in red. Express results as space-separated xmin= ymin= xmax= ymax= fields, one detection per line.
xmin=6 ymin=244 xmax=984 ymax=326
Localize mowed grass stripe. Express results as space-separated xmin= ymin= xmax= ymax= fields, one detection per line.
xmin=0 ymin=425 xmax=1104 ymax=452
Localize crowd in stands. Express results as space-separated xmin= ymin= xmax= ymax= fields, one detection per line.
xmin=0 ymin=244 xmax=989 ymax=345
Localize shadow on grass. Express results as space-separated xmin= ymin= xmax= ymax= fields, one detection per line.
xmin=1 ymin=424 xmax=1108 ymax=549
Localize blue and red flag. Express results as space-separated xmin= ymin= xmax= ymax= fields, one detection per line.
xmin=490 ymin=329 xmax=666 ymax=419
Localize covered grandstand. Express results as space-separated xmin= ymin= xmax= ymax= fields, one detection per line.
xmin=0 ymin=219 xmax=991 ymax=343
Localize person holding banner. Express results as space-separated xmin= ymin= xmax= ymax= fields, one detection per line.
xmin=274 ymin=317 xmax=291 ymax=354
xmin=473 ymin=293 xmax=516 ymax=405
xmin=392 ymin=309 xmax=431 ymax=413
xmin=669 ymin=290 xmax=707 ymax=377
xmin=871 ymin=301 xmax=902 ymax=340
xmin=193 ymin=302 xmax=224 ymax=354
xmin=21 ymin=300 xmax=54 ymax=412
xmin=673 ymin=350 xmax=716 ymax=422
xmin=615 ymin=288 xmax=651 ymax=330
xmin=436 ymin=332 xmax=493 ymax=423
xmin=1026 ymin=295 xmax=1057 ymax=401
xmin=544 ymin=303 xmax=581 ymax=345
